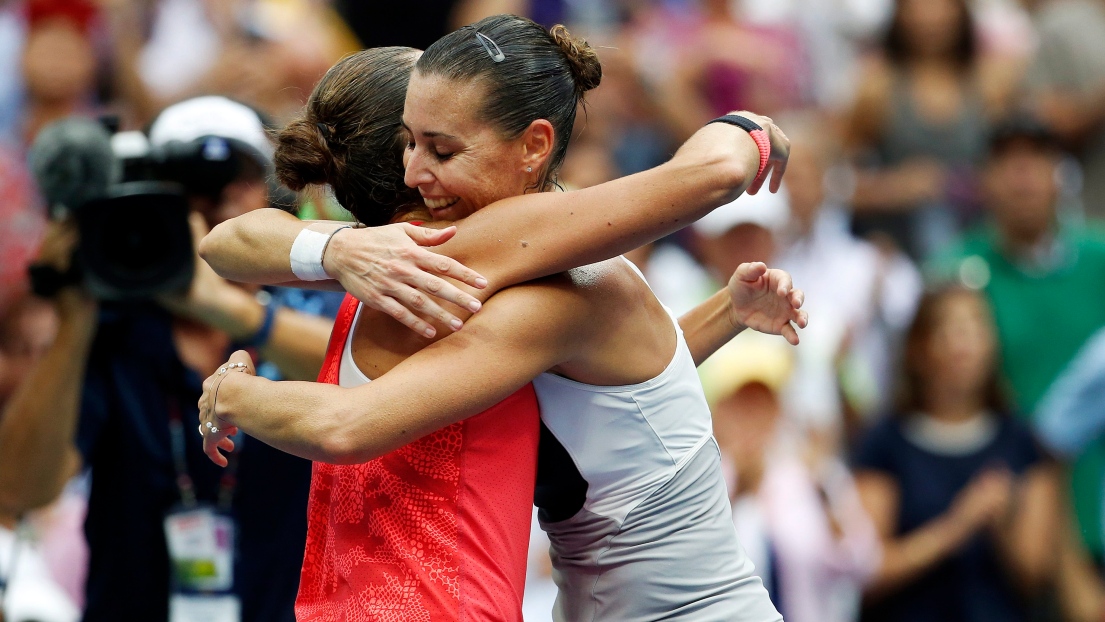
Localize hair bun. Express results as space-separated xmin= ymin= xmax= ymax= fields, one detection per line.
xmin=274 ymin=117 xmax=336 ymax=191
xmin=549 ymin=24 xmax=602 ymax=93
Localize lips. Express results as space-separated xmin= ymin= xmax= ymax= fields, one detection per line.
xmin=423 ymin=196 xmax=459 ymax=210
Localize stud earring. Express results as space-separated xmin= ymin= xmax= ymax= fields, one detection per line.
xmin=526 ymin=166 xmax=533 ymax=173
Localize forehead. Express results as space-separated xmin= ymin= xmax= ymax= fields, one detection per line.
xmin=403 ymin=71 xmax=489 ymax=135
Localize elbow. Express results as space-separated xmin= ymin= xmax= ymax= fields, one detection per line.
xmin=317 ymin=431 xmax=362 ymax=465
xmin=197 ymin=224 xmax=226 ymax=272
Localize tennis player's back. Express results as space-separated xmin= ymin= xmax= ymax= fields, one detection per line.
xmin=532 ymin=258 xmax=782 ymax=622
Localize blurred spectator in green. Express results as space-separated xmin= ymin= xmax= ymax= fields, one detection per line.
xmin=853 ymin=286 xmax=1059 ymax=622
xmin=1023 ymin=0 xmax=1105 ymax=220
xmin=929 ymin=116 xmax=1105 ymax=611
xmin=845 ymin=0 xmax=1020 ymax=260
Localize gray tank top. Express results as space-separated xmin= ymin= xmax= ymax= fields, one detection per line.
xmin=531 ymin=259 xmax=781 ymax=622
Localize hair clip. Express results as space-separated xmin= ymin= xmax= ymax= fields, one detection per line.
xmin=316 ymin=122 xmax=332 ymax=142
xmin=475 ymin=32 xmax=505 ymax=63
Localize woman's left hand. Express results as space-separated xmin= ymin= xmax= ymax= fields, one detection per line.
xmin=727 ymin=262 xmax=807 ymax=345
xmin=198 ymin=350 xmax=255 ymax=466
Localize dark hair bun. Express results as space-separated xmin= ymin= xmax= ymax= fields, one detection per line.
xmin=274 ymin=117 xmax=335 ymax=191
xmin=549 ymin=24 xmax=602 ymax=93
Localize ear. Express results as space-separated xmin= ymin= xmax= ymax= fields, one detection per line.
xmin=520 ymin=119 xmax=556 ymax=173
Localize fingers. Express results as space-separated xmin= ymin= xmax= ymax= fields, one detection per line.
xmin=746 ymin=167 xmax=768 ymax=195
xmin=781 ymin=322 xmax=800 ymax=346
xmin=774 ymin=272 xmax=793 ymax=297
xmin=795 ymin=310 xmax=809 ymax=329
xmin=735 ymin=262 xmax=767 ymax=282
xmin=404 ymin=223 xmax=457 ymax=247
xmin=769 ymin=157 xmax=787 ymax=194
xmin=417 ymin=249 xmax=488 ymax=293
xmin=372 ymin=295 xmax=439 ymax=338
xmin=789 ymin=287 xmax=805 ymax=309
xmin=226 ymin=350 xmax=256 ymax=375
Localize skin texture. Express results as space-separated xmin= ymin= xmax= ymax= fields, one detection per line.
xmin=197 ymin=74 xmax=803 ymax=467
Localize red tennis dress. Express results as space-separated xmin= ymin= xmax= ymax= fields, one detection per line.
xmin=295 ymin=294 xmax=540 ymax=621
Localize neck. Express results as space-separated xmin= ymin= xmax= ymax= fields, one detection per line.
xmin=1001 ymin=224 xmax=1055 ymax=257
xmin=923 ymin=385 xmax=986 ymax=422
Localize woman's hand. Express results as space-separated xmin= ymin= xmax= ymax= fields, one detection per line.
xmin=727 ymin=262 xmax=807 ymax=345
xmin=731 ymin=111 xmax=790 ymax=195
xmin=198 ymin=350 xmax=255 ymax=466
xmin=323 ymin=223 xmax=490 ymax=338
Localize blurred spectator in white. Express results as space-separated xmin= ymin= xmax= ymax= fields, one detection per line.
xmin=1022 ymin=0 xmax=1105 ymax=220
xmin=774 ymin=112 xmax=922 ymax=431
xmin=846 ymin=0 xmax=1020 ymax=260
xmin=706 ymin=339 xmax=880 ymax=622
xmin=852 ymin=285 xmax=1059 ymax=622
xmin=929 ymin=117 xmax=1105 ymax=573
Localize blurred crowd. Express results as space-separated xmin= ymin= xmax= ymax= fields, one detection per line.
xmin=2 ymin=0 xmax=1105 ymax=621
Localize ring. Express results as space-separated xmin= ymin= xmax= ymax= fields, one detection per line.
xmin=198 ymin=424 xmax=205 ymax=436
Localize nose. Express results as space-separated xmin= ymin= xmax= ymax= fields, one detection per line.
xmin=404 ymin=147 xmax=435 ymax=189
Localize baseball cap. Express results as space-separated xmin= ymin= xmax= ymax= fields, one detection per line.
xmin=698 ymin=336 xmax=794 ymax=407
xmin=148 ymin=96 xmax=273 ymax=166
xmin=692 ymin=184 xmax=791 ymax=238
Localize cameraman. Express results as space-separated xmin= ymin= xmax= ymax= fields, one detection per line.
xmin=0 ymin=97 xmax=337 ymax=622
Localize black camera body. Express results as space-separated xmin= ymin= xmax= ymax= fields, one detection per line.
xmin=30 ymin=118 xmax=258 ymax=301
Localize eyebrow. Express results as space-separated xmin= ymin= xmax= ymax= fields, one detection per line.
xmin=400 ymin=120 xmax=459 ymax=141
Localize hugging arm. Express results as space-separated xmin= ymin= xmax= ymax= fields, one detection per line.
xmin=202 ymin=281 xmax=592 ymax=465
xmin=201 ymin=116 xmax=786 ymax=336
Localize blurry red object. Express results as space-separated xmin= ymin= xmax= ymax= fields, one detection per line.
xmin=25 ymin=0 xmax=99 ymax=34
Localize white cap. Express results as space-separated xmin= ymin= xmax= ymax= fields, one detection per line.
xmin=692 ymin=184 xmax=790 ymax=237
xmin=148 ymin=95 xmax=273 ymax=163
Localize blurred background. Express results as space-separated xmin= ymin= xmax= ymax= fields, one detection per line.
xmin=2 ymin=0 xmax=1105 ymax=621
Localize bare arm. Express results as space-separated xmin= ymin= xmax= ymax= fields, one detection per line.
xmin=201 ymin=115 xmax=787 ymax=336
xmin=990 ymin=464 xmax=1060 ymax=593
xmin=856 ymin=468 xmax=1012 ymax=600
xmin=679 ymin=263 xmax=807 ymax=365
xmin=202 ymin=281 xmax=592 ymax=465
xmin=0 ymin=285 xmax=91 ymax=514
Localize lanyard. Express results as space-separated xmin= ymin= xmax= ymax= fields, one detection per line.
xmin=167 ymin=399 xmax=239 ymax=511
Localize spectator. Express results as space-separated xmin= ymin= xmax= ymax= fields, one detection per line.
xmin=0 ymin=98 xmax=336 ymax=622
xmin=707 ymin=339 xmax=880 ymax=622
xmin=1023 ymin=0 xmax=1105 ymax=220
xmin=853 ymin=285 xmax=1059 ymax=622
xmin=773 ymin=112 xmax=922 ymax=430
xmin=0 ymin=295 xmax=81 ymax=622
xmin=845 ymin=0 xmax=1019 ymax=259
xmin=930 ymin=116 xmax=1105 ymax=562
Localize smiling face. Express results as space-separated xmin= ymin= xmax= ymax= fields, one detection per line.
xmin=402 ymin=71 xmax=553 ymax=221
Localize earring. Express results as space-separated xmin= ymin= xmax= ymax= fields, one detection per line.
xmin=526 ymin=166 xmax=533 ymax=173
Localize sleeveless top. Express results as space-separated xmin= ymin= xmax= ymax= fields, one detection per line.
xmin=532 ymin=259 xmax=781 ymax=622
xmin=296 ymin=294 xmax=540 ymax=621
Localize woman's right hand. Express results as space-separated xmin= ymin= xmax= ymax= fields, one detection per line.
xmin=323 ymin=223 xmax=489 ymax=338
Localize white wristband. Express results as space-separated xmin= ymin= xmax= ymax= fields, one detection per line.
xmin=290 ymin=227 xmax=348 ymax=281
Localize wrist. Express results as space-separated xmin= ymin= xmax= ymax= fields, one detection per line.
xmin=213 ymin=370 xmax=252 ymax=425
xmin=321 ymin=225 xmax=353 ymax=280
xmin=233 ymin=292 xmax=278 ymax=349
